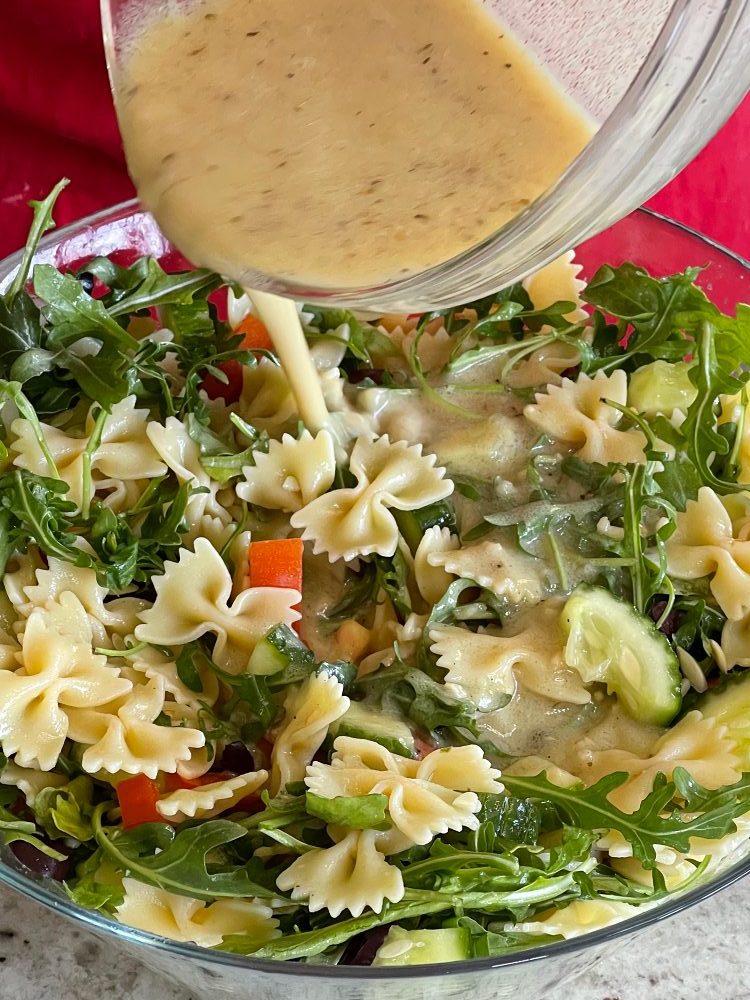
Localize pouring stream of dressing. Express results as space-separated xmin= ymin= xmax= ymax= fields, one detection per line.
xmin=247 ymin=290 xmax=329 ymax=432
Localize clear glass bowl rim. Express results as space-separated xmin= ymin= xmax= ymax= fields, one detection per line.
xmin=0 ymin=203 xmax=749 ymax=979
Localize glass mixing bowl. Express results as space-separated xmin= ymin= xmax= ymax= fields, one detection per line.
xmin=100 ymin=0 xmax=750 ymax=310
xmin=0 ymin=205 xmax=749 ymax=997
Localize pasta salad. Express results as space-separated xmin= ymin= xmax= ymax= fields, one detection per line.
xmin=1 ymin=184 xmax=750 ymax=966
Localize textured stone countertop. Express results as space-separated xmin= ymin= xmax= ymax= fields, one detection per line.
xmin=1 ymin=879 xmax=748 ymax=1000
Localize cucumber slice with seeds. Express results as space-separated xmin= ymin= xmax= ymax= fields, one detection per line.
xmin=373 ymin=927 xmax=471 ymax=966
xmin=561 ymin=585 xmax=682 ymax=726
xmin=330 ymin=701 xmax=416 ymax=757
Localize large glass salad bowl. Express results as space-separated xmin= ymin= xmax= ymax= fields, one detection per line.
xmin=0 ymin=203 xmax=748 ymax=999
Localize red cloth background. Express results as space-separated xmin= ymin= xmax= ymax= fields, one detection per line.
xmin=0 ymin=0 xmax=747 ymax=262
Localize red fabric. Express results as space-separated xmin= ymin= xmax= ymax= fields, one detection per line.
xmin=0 ymin=0 xmax=747 ymax=261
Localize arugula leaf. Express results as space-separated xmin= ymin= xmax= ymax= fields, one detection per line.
xmin=0 ymin=294 xmax=45 ymax=378
xmin=34 ymin=265 xmax=139 ymax=351
xmin=221 ymin=900 xmax=449 ymax=958
xmin=0 ymin=804 xmax=67 ymax=861
xmin=65 ymin=845 xmax=124 ymax=912
xmin=34 ymin=776 xmax=96 ymax=842
xmin=374 ymin=550 xmax=412 ymax=622
xmin=324 ymin=563 xmax=380 ymax=625
xmin=454 ymin=915 xmax=563 ymax=957
xmin=355 ymin=661 xmax=478 ymax=737
xmin=681 ymin=321 xmax=748 ymax=493
xmin=502 ymin=770 xmax=750 ymax=867
xmin=93 ymin=808 xmax=276 ymax=900
xmin=60 ymin=342 xmax=134 ymax=409
xmin=582 ymin=263 xmax=702 ymax=365
xmin=305 ymin=793 xmax=389 ymax=830
xmin=6 ymin=179 xmax=69 ymax=304
xmin=79 ymin=256 xmax=220 ymax=316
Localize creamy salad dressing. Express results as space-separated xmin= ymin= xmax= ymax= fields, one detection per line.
xmin=115 ymin=0 xmax=593 ymax=288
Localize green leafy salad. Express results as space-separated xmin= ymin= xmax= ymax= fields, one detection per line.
xmin=1 ymin=182 xmax=750 ymax=966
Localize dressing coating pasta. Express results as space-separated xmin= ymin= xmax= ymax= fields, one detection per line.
xmin=290 ymin=435 xmax=453 ymax=561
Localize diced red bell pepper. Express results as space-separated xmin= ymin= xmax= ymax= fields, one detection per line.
xmin=116 ymin=774 xmax=162 ymax=829
xmin=248 ymin=538 xmax=303 ymax=593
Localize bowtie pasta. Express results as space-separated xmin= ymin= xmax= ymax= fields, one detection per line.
xmin=1 ymin=196 xmax=750 ymax=969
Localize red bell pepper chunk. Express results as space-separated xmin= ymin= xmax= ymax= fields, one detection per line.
xmin=248 ymin=538 xmax=303 ymax=593
xmin=116 ymin=774 xmax=162 ymax=829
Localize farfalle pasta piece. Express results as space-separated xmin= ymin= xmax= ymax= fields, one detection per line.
xmin=600 ymin=814 xmax=750 ymax=888
xmin=508 ymin=900 xmax=643 ymax=941
xmin=124 ymin=643 xmax=220 ymax=711
xmin=501 ymin=755 xmax=581 ymax=788
xmin=0 ymin=629 xmax=20 ymax=670
xmin=135 ymin=538 xmax=301 ymax=672
xmin=291 ymin=435 xmax=452 ymax=562
xmin=21 ymin=557 xmax=148 ymax=645
xmin=482 ymin=602 xmax=591 ymax=705
xmin=236 ymin=429 xmax=336 ymax=512
xmin=432 ymin=608 xmax=590 ymax=711
xmin=11 ymin=396 xmax=166 ymax=512
xmin=114 ymin=878 xmax=279 ymax=947
xmin=414 ymin=526 xmax=459 ymax=604
xmin=146 ymin=417 xmax=231 ymax=538
xmin=307 ymin=737 xmax=502 ymax=845
xmin=522 ymin=250 xmax=587 ymax=323
xmin=0 ymin=593 xmax=131 ymax=770
xmin=431 ymin=539 xmax=546 ymax=605
xmin=0 ymin=761 xmax=67 ymax=805
xmin=270 ymin=672 xmax=350 ymax=794
xmin=3 ymin=550 xmax=45 ymax=614
xmin=388 ymin=324 xmax=453 ymax=374
xmin=505 ymin=339 xmax=583 ymax=390
xmin=276 ymin=829 xmax=404 ymax=917
xmin=429 ymin=625 xmax=516 ymax=710
xmin=582 ymin=710 xmax=741 ymax=812
xmin=666 ymin=487 xmax=750 ymax=620
xmin=156 ymin=770 xmax=268 ymax=822
xmin=68 ymin=675 xmax=205 ymax=778
xmin=237 ymin=357 xmax=298 ymax=434
xmin=719 ymin=613 xmax=750 ymax=669
xmin=524 ymin=370 xmax=648 ymax=466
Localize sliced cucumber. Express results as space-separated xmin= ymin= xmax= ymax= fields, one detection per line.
xmin=691 ymin=672 xmax=750 ymax=768
xmin=627 ymin=360 xmax=696 ymax=417
xmin=330 ymin=700 xmax=416 ymax=757
xmin=373 ymin=927 xmax=471 ymax=967
xmin=394 ymin=500 xmax=457 ymax=553
xmin=247 ymin=624 xmax=314 ymax=676
xmin=561 ymin=585 xmax=682 ymax=726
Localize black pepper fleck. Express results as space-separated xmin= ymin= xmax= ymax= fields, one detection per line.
xmin=422 ymin=56 xmax=431 ymax=64
xmin=188 ymin=46 xmax=206 ymax=56
xmin=505 ymin=63 xmax=512 ymax=68
xmin=246 ymin=30 xmax=260 ymax=36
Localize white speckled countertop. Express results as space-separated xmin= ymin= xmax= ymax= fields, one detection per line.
xmin=1 ymin=880 xmax=749 ymax=999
